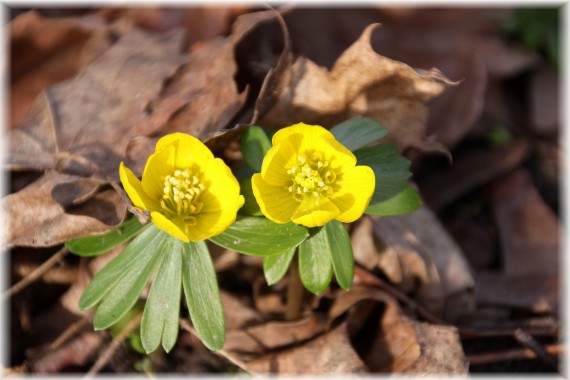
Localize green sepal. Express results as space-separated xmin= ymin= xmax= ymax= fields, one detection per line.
xmin=181 ymin=240 xmax=225 ymax=351
xmin=330 ymin=117 xmax=389 ymax=151
xmin=140 ymin=235 xmax=183 ymax=353
xmin=355 ymin=144 xmax=422 ymax=216
xmin=66 ymin=216 xmax=147 ymax=256
xmin=209 ymin=216 xmax=308 ymax=256
xmin=263 ymin=248 xmax=296 ymax=286
xmin=298 ymin=227 xmax=333 ymax=295
xmin=241 ymin=125 xmax=272 ymax=172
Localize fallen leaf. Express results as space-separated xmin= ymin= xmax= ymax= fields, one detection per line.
xmin=489 ymin=169 xmax=559 ymax=276
xmin=10 ymin=11 xmax=102 ymax=128
xmin=421 ymin=140 xmax=529 ymax=212
xmin=256 ymin=23 xmax=454 ymax=155
xmin=5 ymin=171 xmax=126 ymax=248
xmin=529 ymin=64 xmax=559 ymax=135
xmin=244 ymin=323 xmax=368 ymax=375
xmin=475 ymin=271 xmax=558 ymax=314
xmin=353 ymin=205 xmax=476 ymax=321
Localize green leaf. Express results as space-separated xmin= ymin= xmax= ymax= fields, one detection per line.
xmin=241 ymin=126 xmax=272 ymax=172
xmin=83 ymin=226 xmax=170 ymax=330
xmin=238 ymin=177 xmax=262 ymax=216
xmin=66 ymin=216 xmax=147 ymax=256
xmin=325 ymin=220 xmax=354 ymax=290
xmin=263 ymin=248 xmax=296 ymax=286
xmin=330 ymin=117 xmax=389 ymax=151
xmin=79 ymin=225 xmax=164 ymax=311
xmin=354 ymin=144 xmax=421 ymax=216
xmin=141 ymin=236 xmax=182 ymax=353
xmin=298 ymin=227 xmax=333 ymax=295
xmin=209 ymin=217 xmax=309 ymax=256
xmin=181 ymin=241 xmax=225 ymax=351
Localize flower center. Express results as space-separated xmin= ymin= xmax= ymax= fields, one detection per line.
xmin=161 ymin=169 xmax=205 ymax=225
xmin=286 ymin=153 xmax=336 ymax=203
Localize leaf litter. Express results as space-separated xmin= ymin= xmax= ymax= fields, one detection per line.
xmin=7 ymin=6 xmax=561 ymax=376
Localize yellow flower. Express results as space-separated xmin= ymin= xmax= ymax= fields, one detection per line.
xmin=119 ymin=133 xmax=244 ymax=243
xmin=252 ymin=123 xmax=375 ymax=228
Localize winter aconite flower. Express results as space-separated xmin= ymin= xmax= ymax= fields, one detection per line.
xmin=119 ymin=133 xmax=244 ymax=242
xmin=252 ymin=123 xmax=375 ymax=227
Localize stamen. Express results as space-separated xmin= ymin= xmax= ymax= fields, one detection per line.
xmin=161 ymin=169 xmax=205 ymax=219
xmin=285 ymin=152 xmax=337 ymax=203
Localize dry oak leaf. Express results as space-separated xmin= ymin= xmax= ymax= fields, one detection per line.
xmin=257 ymin=23 xmax=455 ymax=155
xmin=6 ymin=28 xmax=188 ymax=248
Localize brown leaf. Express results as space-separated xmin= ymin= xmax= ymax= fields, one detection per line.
xmin=353 ymin=206 xmax=476 ymax=321
xmin=422 ymin=140 xmax=529 ymax=212
xmin=489 ymin=169 xmax=559 ymax=276
xmin=530 ymin=64 xmax=559 ymax=135
xmin=475 ymin=271 xmax=558 ymax=314
xmin=257 ymin=23 xmax=454 ymax=155
xmin=243 ymin=323 xmax=368 ymax=375
xmin=10 ymin=11 xmax=101 ymax=128
xmin=5 ymin=171 xmax=126 ymax=248
xmin=9 ymin=27 xmax=187 ymax=178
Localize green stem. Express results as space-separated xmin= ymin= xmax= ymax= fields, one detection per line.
xmin=285 ymin=255 xmax=304 ymax=321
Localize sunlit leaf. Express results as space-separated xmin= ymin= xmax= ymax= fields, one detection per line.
xmin=66 ymin=216 xmax=147 ymax=257
xmin=330 ymin=117 xmax=389 ymax=151
xmin=263 ymin=248 xmax=296 ymax=286
xmin=209 ymin=216 xmax=308 ymax=256
xmin=141 ymin=235 xmax=182 ymax=353
xmin=354 ymin=144 xmax=421 ymax=216
xmin=325 ymin=220 xmax=354 ymax=290
xmin=298 ymin=227 xmax=333 ymax=295
xmin=241 ymin=126 xmax=272 ymax=172
xmin=181 ymin=240 xmax=225 ymax=351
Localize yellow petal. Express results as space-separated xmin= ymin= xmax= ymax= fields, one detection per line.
xmin=195 ymin=158 xmax=245 ymax=239
xmin=151 ymin=211 xmax=189 ymax=243
xmin=155 ymin=132 xmax=214 ymax=168
xmin=119 ymin=162 xmax=159 ymax=211
xmin=260 ymin=140 xmax=298 ymax=186
xmin=291 ymin=196 xmax=340 ymax=227
xmin=252 ymin=173 xmax=298 ymax=224
xmin=141 ymin=144 xmax=176 ymax=199
xmin=272 ymin=123 xmax=333 ymax=146
xmin=331 ymin=165 xmax=375 ymax=223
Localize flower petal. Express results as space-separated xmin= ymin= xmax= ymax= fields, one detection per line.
xmin=260 ymin=140 xmax=298 ymax=186
xmin=272 ymin=123 xmax=332 ymax=146
xmin=331 ymin=165 xmax=375 ymax=223
xmin=151 ymin=212 xmax=189 ymax=243
xmin=141 ymin=144 xmax=176 ymax=199
xmin=252 ymin=173 xmax=298 ymax=224
xmin=155 ymin=132 xmax=214 ymax=168
xmin=119 ymin=162 xmax=159 ymax=211
xmin=292 ymin=197 xmax=340 ymax=227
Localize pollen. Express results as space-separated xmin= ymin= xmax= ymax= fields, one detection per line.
xmin=286 ymin=152 xmax=336 ymax=204
xmin=161 ymin=169 xmax=205 ymax=225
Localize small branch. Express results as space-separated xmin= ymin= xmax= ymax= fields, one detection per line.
xmin=84 ymin=313 xmax=142 ymax=378
xmin=49 ymin=314 xmax=92 ymax=351
xmin=4 ymin=246 xmax=69 ymax=299
xmin=285 ymin=258 xmax=304 ymax=321
xmin=514 ymin=328 xmax=558 ymax=368
xmin=467 ymin=343 xmax=564 ymax=366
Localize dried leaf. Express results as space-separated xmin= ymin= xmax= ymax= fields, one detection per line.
xmin=257 ymin=23 xmax=454 ymax=155
xmin=530 ymin=64 xmax=559 ymax=135
xmin=422 ymin=140 xmax=529 ymax=212
xmin=475 ymin=271 xmax=558 ymax=314
xmin=5 ymin=171 xmax=126 ymax=248
xmin=243 ymin=323 xmax=368 ymax=375
xmin=489 ymin=169 xmax=559 ymax=276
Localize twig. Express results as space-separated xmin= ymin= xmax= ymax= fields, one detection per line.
xmin=179 ymin=319 xmax=249 ymax=370
xmin=514 ymin=328 xmax=558 ymax=368
xmin=467 ymin=343 xmax=564 ymax=366
xmin=49 ymin=314 xmax=92 ymax=351
xmin=3 ymin=246 xmax=69 ymax=299
xmin=84 ymin=313 xmax=142 ymax=378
